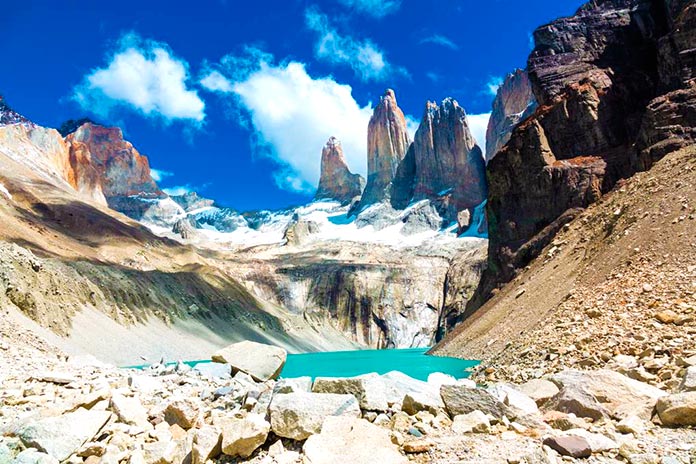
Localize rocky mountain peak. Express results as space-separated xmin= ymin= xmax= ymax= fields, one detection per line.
xmin=485 ymin=69 xmax=537 ymax=162
xmin=358 ymin=89 xmax=411 ymax=208
xmin=391 ymin=98 xmax=486 ymax=222
xmin=58 ymin=118 xmax=96 ymax=137
xmin=315 ymin=136 xmax=365 ymax=204
xmin=0 ymin=96 xmax=30 ymax=126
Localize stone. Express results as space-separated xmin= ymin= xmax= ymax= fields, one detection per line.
xmin=655 ymin=310 xmax=678 ymax=324
xmin=516 ymin=379 xmax=560 ymax=406
xmin=628 ymin=454 xmax=660 ymax=464
xmin=303 ymin=416 xmax=408 ymax=464
xmin=128 ymin=375 xmax=164 ymax=395
xmin=679 ymin=366 xmax=696 ymax=392
xmin=219 ymin=413 xmax=270 ymax=458
xmin=12 ymin=449 xmax=59 ymax=464
xmin=549 ymin=369 xmax=666 ymax=419
xmin=402 ymin=439 xmax=435 ymax=454
xmin=78 ymin=442 xmax=107 ymax=458
xmin=141 ymin=438 xmax=188 ymax=464
xmin=542 ymin=411 xmax=588 ymax=431
xmin=211 ymin=341 xmax=287 ymax=382
xmin=274 ymin=377 xmax=313 ymax=394
xmin=312 ymin=373 xmax=389 ymax=411
xmin=617 ymin=415 xmax=646 ymax=434
xmin=440 ymin=385 xmax=512 ymax=419
xmin=31 ymin=372 xmax=76 ymax=385
xmin=164 ymin=398 xmax=200 ymax=430
xmin=193 ymin=362 xmax=231 ymax=379
xmin=542 ymin=436 xmax=592 ymax=458
xmin=381 ymin=371 xmax=441 ymax=407
xmin=545 ymin=385 xmax=609 ymax=421
xmin=402 ymin=390 xmax=445 ymax=416
xmin=488 ymin=384 xmax=539 ymax=415
xmin=191 ymin=425 xmax=221 ymax=464
xmin=18 ymin=408 xmax=111 ymax=461
xmin=656 ymin=392 xmax=696 ymax=426
xmin=451 ymin=410 xmax=491 ymax=434
xmin=110 ymin=394 xmax=149 ymax=428
xmin=564 ymin=429 xmax=618 ymax=453
xmin=269 ymin=392 xmax=361 ymax=440
xmin=315 ymin=137 xmax=365 ymax=204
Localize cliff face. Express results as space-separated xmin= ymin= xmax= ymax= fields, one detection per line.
xmin=359 ymin=89 xmax=411 ymax=208
xmin=485 ymin=69 xmax=537 ymax=162
xmin=314 ymin=137 xmax=365 ymax=204
xmin=475 ymin=0 xmax=696 ymax=303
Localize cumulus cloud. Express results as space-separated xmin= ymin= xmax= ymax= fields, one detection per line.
xmin=162 ymin=185 xmax=195 ymax=196
xmin=419 ymin=35 xmax=459 ymax=51
xmin=466 ymin=113 xmax=491 ymax=155
xmin=205 ymin=52 xmax=376 ymax=192
xmin=150 ymin=168 xmax=173 ymax=182
xmin=305 ymin=7 xmax=407 ymax=82
xmin=200 ymin=70 xmax=233 ymax=93
xmin=485 ymin=76 xmax=504 ymax=96
xmin=72 ymin=33 xmax=205 ymax=123
xmin=405 ymin=115 xmax=420 ymax=141
xmin=335 ymin=0 xmax=401 ymax=18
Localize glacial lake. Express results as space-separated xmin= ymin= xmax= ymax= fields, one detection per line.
xmin=129 ymin=348 xmax=478 ymax=381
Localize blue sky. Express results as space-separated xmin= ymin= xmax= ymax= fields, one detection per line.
xmin=2 ymin=0 xmax=582 ymax=211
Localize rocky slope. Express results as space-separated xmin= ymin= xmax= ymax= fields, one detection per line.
xmin=314 ymin=137 xmax=365 ymax=204
xmin=391 ymin=98 xmax=487 ymax=223
xmin=484 ymin=69 xmax=537 ymax=162
xmin=468 ymin=0 xmax=696 ymax=310
xmin=358 ymin=89 xmax=411 ymax=208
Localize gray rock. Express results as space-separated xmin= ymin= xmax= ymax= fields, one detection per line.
xmin=381 ymin=371 xmax=440 ymax=407
xmin=487 ymin=384 xmax=539 ymax=415
xmin=401 ymin=202 xmax=443 ymax=235
xmin=312 ymin=373 xmax=389 ymax=411
xmin=440 ymin=385 xmax=512 ymax=419
xmin=12 ymin=449 xmax=59 ymax=464
xmin=164 ymin=397 xmax=201 ymax=430
xmin=274 ymin=377 xmax=312 ymax=394
xmin=616 ymin=415 xmax=645 ymax=434
xmin=110 ymin=394 xmax=150 ymax=429
xmin=564 ymin=429 xmax=618 ymax=453
xmin=656 ymin=392 xmax=696 ymax=426
xmin=516 ymin=379 xmax=560 ymax=406
xmin=545 ymin=385 xmax=610 ymax=421
xmin=542 ymin=436 xmax=592 ymax=458
xmin=219 ymin=413 xmax=270 ymax=458
xmin=18 ymin=408 xmax=111 ymax=461
xmin=269 ymin=392 xmax=361 ymax=440
xmin=212 ymin=341 xmax=287 ymax=382
xmin=402 ymin=390 xmax=446 ymax=415
xmin=191 ymin=425 xmax=221 ymax=464
xmin=193 ymin=362 xmax=232 ymax=380
xmin=303 ymin=416 xmax=408 ymax=464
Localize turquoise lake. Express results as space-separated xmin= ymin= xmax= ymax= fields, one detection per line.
xmin=131 ymin=348 xmax=478 ymax=381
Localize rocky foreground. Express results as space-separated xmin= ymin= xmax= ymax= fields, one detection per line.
xmin=1 ymin=314 xmax=695 ymax=464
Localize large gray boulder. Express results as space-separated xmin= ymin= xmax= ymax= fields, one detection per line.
xmin=545 ymin=386 xmax=610 ymax=421
xmin=218 ymin=413 xmax=270 ymax=458
xmin=656 ymin=392 xmax=696 ymax=426
xmin=381 ymin=371 xmax=441 ymax=408
xmin=303 ymin=416 xmax=408 ymax=464
xmin=18 ymin=408 xmax=111 ymax=461
xmin=440 ymin=385 xmax=512 ymax=419
xmin=212 ymin=341 xmax=287 ymax=382
xmin=516 ymin=379 xmax=560 ymax=406
xmin=312 ymin=373 xmax=389 ymax=411
xmin=269 ymin=392 xmax=360 ymax=440
xmin=679 ymin=366 xmax=696 ymax=392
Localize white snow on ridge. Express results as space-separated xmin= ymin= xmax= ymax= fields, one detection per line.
xmin=0 ymin=182 xmax=11 ymax=200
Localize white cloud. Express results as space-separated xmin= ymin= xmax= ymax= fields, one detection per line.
xmin=200 ymin=70 xmax=233 ymax=93
xmin=419 ymin=35 xmax=459 ymax=51
xmin=72 ymin=33 xmax=205 ymax=123
xmin=405 ymin=115 xmax=420 ymax=142
xmin=466 ymin=113 xmax=491 ymax=155
xmin=208 ymin=53 xmax=375 ymax=192
xmin=425 ymin=72 xmax=441 ymax=83
xmin=162 ymin=185 xmax=195 ymax=196
xmin=305 ymin=7 xmax=407 ymax=82
xmin=485 ymin=76 xmax=504 ymax=96
xmin=150 ymin=168 xmax=173 ymax=182
xmin=335 ymin=0 xmax=401 ymax=18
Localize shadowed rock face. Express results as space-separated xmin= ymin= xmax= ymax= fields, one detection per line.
xmin=359 ymin=89 xmax=411 ymax=208
xmin=315 ymin=137 xmax=365 ymax=204
xmin=472 ymin=0 xmax=696 ymax=305
xmin=485 ymin=69 xmax=537 ymax=162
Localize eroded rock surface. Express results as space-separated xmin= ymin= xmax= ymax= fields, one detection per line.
xmin=315 ymin=137 xmax=364 ymax=204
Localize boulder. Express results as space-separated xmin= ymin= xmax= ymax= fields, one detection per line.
xmin=303 ymin=416 xmax=408 ymax=464
xmin=212 ymin=341 xmax=287 ymax=382
xmin=381 ymin=371 xmax=441 ymax=407
xmin=274 ymin=377 xmax=312 ymax=394
xmin=128 ymin=375 xmax=164 ymax=394
xmin=110 ymin=394 xmax=150 ymax=429
xmin=542 ymin=436 xmax=592 ymax=458
xmin=18 ymin=408 xmax=111 ymax=461
xmin=12 ymin=449 xmax=59 ymax=464
xmin=402 ymin=390 xmax=445 ymax=416
xmin=545 ymin=386 xmax=609 ymax=421
xmin=616 ymin=415 xmax=645 ymax=435
xmin=564 ymin=429 xmax=618 ymax=453
xmin=451 ymin=410 xmax=491 ymax=434
xmin=193 ymin=362 xmax=232 ymax=380
xmin=164 ymin=398 xmax=201 ymax=430
xmin=679 ymin=366 xmax=696 ymax=392
xmin=549 ymin=370 xmax=665 ymax=420
xmin=312 ymin=373 xmax=389 ymax=411
xmin=655 ymin=392 xmax=696 ymax=426
xmin=487 ymin=384 xmax=539 ymax=415
xmin=269 ymin=392 xmax=360 ymax=440
xmin=191 ymin=425 xmax=221 ymax=464
xmin=440 ymin=385 xmax=512 ymax=419
xmin=516 ymin=379 xmax=560 ymax=406
xmin=219 ymin=413 xmax=270 ymax=458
